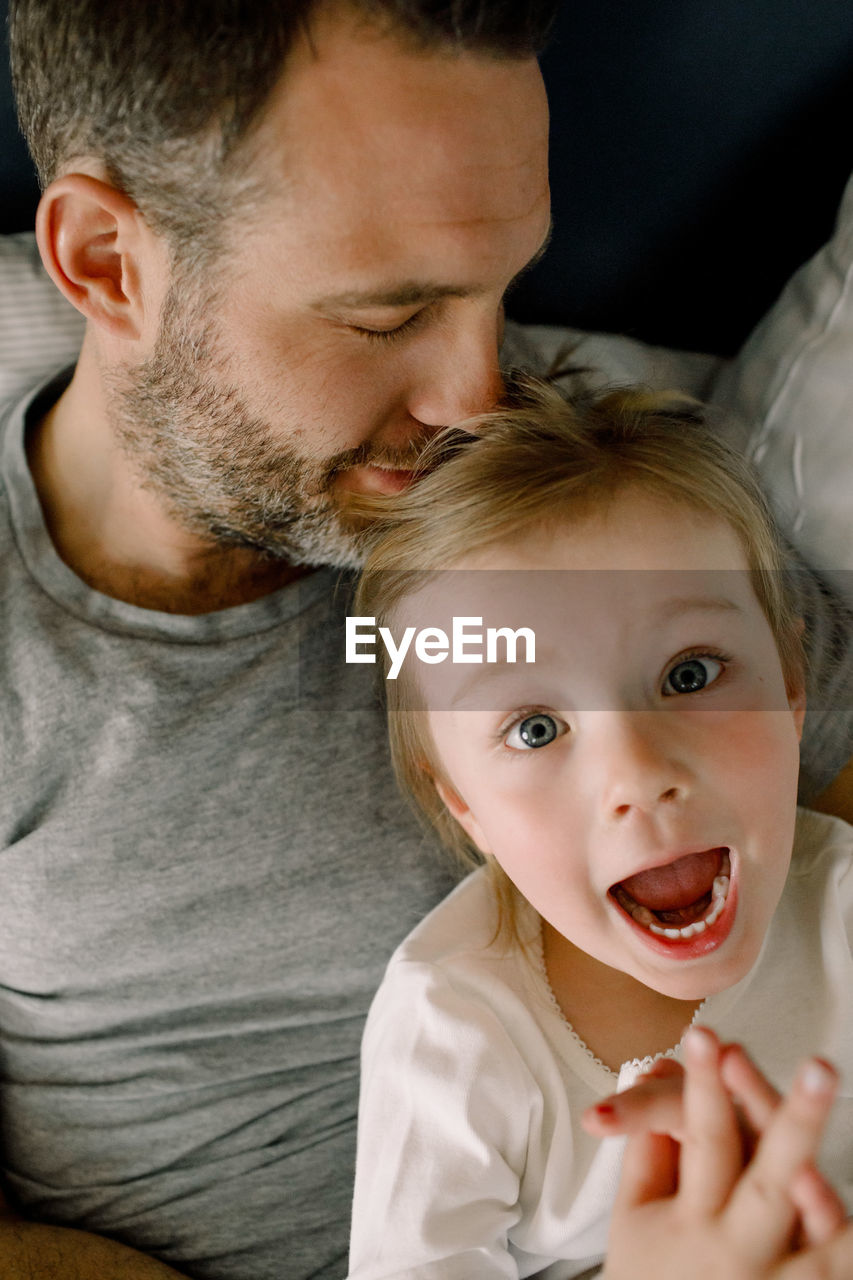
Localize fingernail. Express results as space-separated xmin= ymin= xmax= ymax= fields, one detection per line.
xmin=798 ymin=1059 xmax=837 ymax=1097
xmin=593 ymin=1103 xmax=617 ymax=1118
xmin=684 ymin=1026 xmax=716 ymax=1062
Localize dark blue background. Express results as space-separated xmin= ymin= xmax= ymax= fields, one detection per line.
xmin=3 ymin=1 xmax=853 ymax=354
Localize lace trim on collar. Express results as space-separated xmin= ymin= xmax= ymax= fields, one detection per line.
xmin=531 ymin=918 xmax=706 ymax=1079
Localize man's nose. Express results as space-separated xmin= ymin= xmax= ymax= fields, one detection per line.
xmin=406 ymin=313 xmax=505 ymax=428
xmin=594 ymin=713 xmax=693 ymax=821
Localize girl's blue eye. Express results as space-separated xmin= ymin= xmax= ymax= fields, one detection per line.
xmin=663 ymin=656 xmax=723 ymax=696
xmin=505 ymin=713 xmax=563 ymax=751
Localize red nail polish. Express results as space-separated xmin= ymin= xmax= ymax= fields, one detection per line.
xmin=594 ymin=1103 xmax=616 ymax=1117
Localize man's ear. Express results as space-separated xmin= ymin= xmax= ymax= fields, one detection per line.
xmin=35 ymin=174 xmax=160 ymax=340
xmin=434 ymin=777 xmax=491 ymax=855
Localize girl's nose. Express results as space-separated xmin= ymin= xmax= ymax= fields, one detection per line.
xmin=595 ymin=712 xmax=693 ymax=820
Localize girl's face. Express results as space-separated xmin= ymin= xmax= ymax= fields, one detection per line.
xmin=423 ymin=490 xmax=804 ymax=1002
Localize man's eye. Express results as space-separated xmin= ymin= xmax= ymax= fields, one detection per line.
xmin=350 ymin=312 xmax=425 ymax=344
xmin=662 ymin=656 xmax=724 ymax=696
xmin=505 ymin=713 xmax=565 ymax=751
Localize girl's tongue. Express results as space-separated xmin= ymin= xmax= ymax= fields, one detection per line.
xmin=615 ymin=848 xmax=725 ymax=914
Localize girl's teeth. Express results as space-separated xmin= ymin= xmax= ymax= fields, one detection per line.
xmin=624 ymin=853 xmax=732 ymax=940
xmin=712 ymin=873 xmax=729 ymax=897
xmin=644 ymin=873 xmax=730 ymax=938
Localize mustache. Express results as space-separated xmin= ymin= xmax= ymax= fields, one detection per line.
xmin=321 ymin=436 xmax=435 ymax=485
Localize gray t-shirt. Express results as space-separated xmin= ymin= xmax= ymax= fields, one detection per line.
xmin=0 ymin=375 xmax=458 ymax=1279
xmin=0 ymin=373 xmax=852 ymax=1280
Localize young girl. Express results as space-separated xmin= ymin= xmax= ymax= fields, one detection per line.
xmin=347 ymin=379 xmax=853 ymax=1279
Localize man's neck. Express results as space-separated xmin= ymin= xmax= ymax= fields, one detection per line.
xmin=26 ymin=347 xmax=308 ymax=614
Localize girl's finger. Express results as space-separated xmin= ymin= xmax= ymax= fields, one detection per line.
xmin=581 ymin=1059 xmax=685 ymax=1139
xmin=641 ymin=1056 xmax=686 ymax=1082
xmin=720 ymin=1041 xmax=782 ymax=1134
xmin=720 ymin=1042 xmax=843 ymax=1248
xmin=677 ymin=1026 xmax=744 ymax=1216
xmin=776 ymin=1220 xmax=853 ymax=1279
xmin=725 ymin=1057 xmax=839 ymax=1264
xmin=611 ymin=1129 xmax=679 ymax=1211
xmin=790 ymin=1164 xmax=848 ymax=1248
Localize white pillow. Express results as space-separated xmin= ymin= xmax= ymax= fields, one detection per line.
xmin=502 ymin=320 xmax=723 ymax=399
xmin=0 ymin=232 xmax=85 ymax=410
xmin=711 ymin=171 xmax=853 ymax=605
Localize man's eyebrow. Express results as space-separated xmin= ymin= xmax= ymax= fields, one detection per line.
xmin=310 ymin=222 xmax=554 ymax=312
xmin=311 ymin=281 xmax=473 ymax=310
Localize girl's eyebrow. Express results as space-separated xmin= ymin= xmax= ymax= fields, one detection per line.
xmin=448 ymin=664 xmax=530 ymax=711
xmin=443 ymin=601 xmax=744 ymax=711
xmin=656 ymin=596 xmax=744 ymax=622
xmin=432 ymin=595 xmax=745 ymax=710
xmin=447 ymin=653 xmax=560 ymax=713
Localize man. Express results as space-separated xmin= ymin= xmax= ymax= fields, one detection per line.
xmin=2 ymin=2 xmax=852 ymax=1279
xmin=0 ymin=2 xmax=556 ymax=1277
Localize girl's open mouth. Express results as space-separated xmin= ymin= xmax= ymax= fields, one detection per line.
xmin=608 ymin=847 xmax=737 ymax=958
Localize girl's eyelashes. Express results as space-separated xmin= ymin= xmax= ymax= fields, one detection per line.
xmin=503 ymin=711 xmax=567 ymax=752
xmin=662 ymin=650 xmax=730 ymax=697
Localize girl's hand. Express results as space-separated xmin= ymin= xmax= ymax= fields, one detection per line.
xmin=601 ymin=1027 xmax=852 ymax=1279
xmin=584 ymin=1032 xmax=847 ymax=1247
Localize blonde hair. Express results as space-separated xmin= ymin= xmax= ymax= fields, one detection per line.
xmin=354 ymin=376 xmax=805 ymax=945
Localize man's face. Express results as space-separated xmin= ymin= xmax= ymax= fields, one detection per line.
xmin=420 ymin=492 xmax=805 ymax=1004
xmin=113 ymin=8 xmax=551 ymax=566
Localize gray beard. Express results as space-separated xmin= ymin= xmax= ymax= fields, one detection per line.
xmin=106 ymin=283 xmax=402 ymax=571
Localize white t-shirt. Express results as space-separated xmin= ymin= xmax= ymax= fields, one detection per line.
xmin=349 ymin=808 xmax=853 ymax=1280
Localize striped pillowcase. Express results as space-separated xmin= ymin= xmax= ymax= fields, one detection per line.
xmin=0 ymin=232 xmax=84 ymax=408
